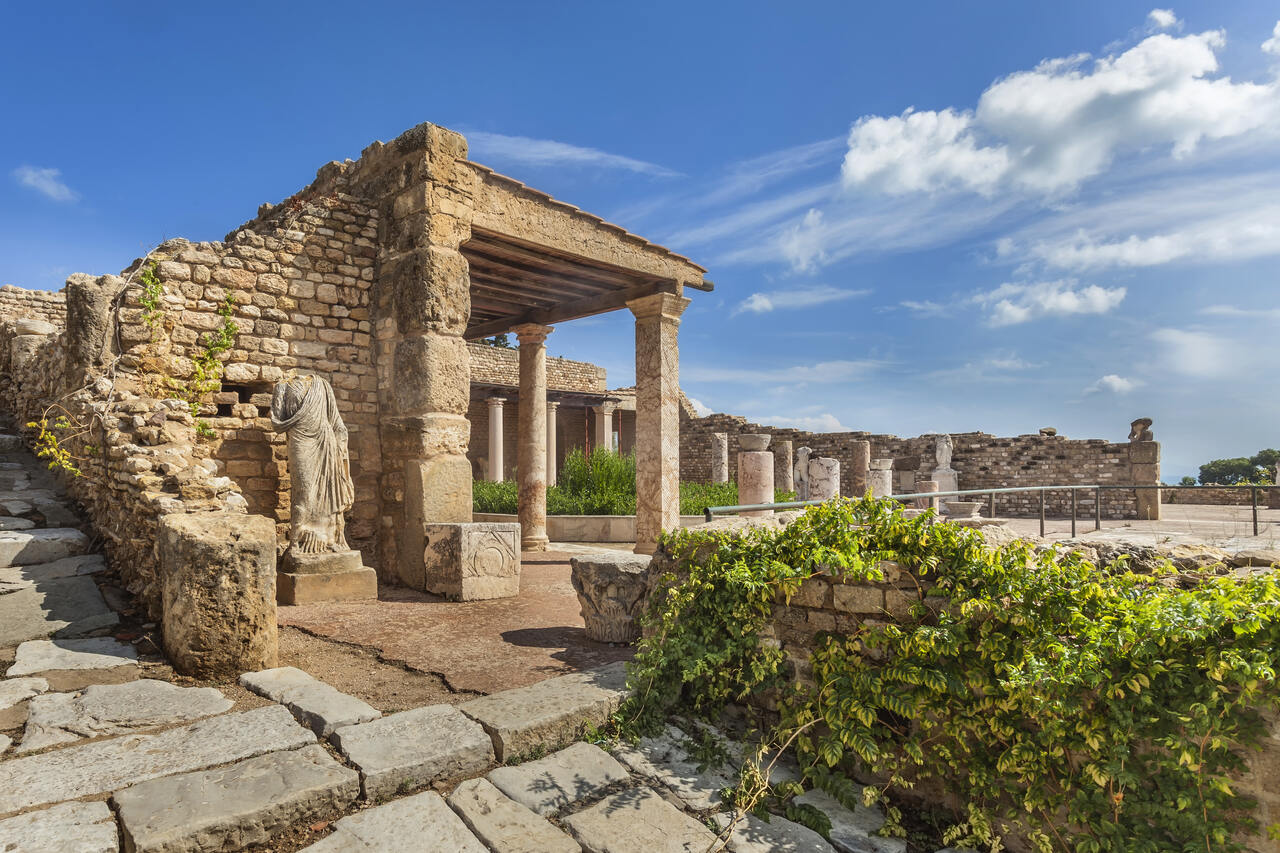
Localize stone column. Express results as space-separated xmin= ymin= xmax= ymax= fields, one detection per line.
xmin=850 ymin=440 xmax=870 ymax=497
xmin=710 ymin=432 xmax=729 ymax=483
xmin=774 ymin=440 xmax=794 ymax=493
xmin=593 ymin=402 xmax=618 ymax=452
xmin=808 ymin=457 xmax=840 ymax=500
xmin=1130 ymin=439 xmax=1161 ymax=521
xmin=547 ymin=400 xmax=560 ymax=487
xmin=739 ymin=451 xmax=775 ymax=517
xmin=915 ymin=480 xmax=939 ymax=511
xmin=515 ymin=324 xmax=552 ymax=552
xmin=628 ymin=292 xmax=691 ymax=555
xmin=486 ymin=397 xmax=506 ymax=482
xmin=869 ymin=459 xmax=894 ymax=498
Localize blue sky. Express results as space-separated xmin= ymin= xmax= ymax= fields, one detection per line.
xmin=2 ymin=2 xmax=1278 ymax=481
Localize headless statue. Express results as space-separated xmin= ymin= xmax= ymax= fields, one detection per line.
xmin=794 ymin=446 xmax=812 ymax=501
xmin=271 ymin=375 xmax=355 ymax=555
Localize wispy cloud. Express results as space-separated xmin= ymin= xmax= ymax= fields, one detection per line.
xmin=686 ymin=396 xmax=713 ymax=416
xmin=743 ymin=412 xmax=852 ymax=432
xmin=1085 ymin=374 xmax=1141 ymax=394
xmin=1150 ymin=328 xmax=1231 ymax=378
xmin=465 ymin=131 xmax=681 ymax=178
xmin=734 ymin=284 xmax=868 ymax=315
xmin=971 ymin=279 xmax=1126 ymax=326
xmin=13 ymin=166 xmax=78 ymax=202
xmin=1146 ymin=9 xmax=1181 ymax=31
xmin=684 ymin=359 xmax=879 ymax=384
xmin=1202 ymin=304 xmax=1280 ymax=320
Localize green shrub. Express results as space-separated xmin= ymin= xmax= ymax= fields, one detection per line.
xmin=622 ymin=496 xmax=1280 ymax=852
xmin=472 ymin=479 xmax=518 ymax=514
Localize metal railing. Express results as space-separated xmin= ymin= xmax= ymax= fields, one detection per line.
xmin=705 ymin=483 xmax=1279 ymax=537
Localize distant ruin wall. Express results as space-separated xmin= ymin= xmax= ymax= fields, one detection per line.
xmin=680 ymin=412 xmax=1146 ymax=519
xmin=468 ymin=342 xmax=606 ymax=393
xmin=0 ymin=284 xmax=67 ymax=328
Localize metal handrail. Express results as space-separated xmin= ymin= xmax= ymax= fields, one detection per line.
xmin=704 ymin=482 xmax=1278 ymax=537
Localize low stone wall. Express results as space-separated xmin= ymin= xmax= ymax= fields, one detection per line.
xmin=0 ymin=284 xmax=66 ymax=328
xmin=467 ymin=342 xmax=606 ymax=393
xmin=474 ymin=512 xmax=705 ymax=542
xmin=1165 ymin=487 xmax=1268 ymax=506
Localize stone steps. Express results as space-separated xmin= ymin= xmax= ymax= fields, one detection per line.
xmin=300 ymin=790 xmax=488 ymax=853
xmin=0 ymin=801 xmax=119 ymax=853
xmin=0 ymin=527 xmax=89 ymax=568
xmin=240 ymin=666 xmax=380 ymax=737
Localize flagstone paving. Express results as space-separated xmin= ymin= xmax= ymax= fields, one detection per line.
xmin=0 ymin=431 xmax=936 ymax=852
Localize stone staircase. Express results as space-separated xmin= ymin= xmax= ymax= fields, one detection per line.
xmin=0 ymin=429 xmax=942 ymax=852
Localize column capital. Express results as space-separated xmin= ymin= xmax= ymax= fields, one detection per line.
xmin=487 ymin=396 xmax=506 ymax=407
xmin=593 ymin=401 xmax=618 ymax=416
xmin=512 ymin=323 xmax=554 ymax=344
xmin=626 ymin=292 xmax=690 ymax=322
xmin=547 ymin=399 xmax=561 ymax=411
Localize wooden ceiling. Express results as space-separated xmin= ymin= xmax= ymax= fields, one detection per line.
xmin=462 ymin=229 xmax=712 ymax=340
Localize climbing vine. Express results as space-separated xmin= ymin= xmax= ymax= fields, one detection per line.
xmin=620 ymin=497 xmax=1280 ymax=852
xmin=167 ymin=291 xmax=239 ymax=437
xmin=137 ymin=260 xmax=165 ymax=332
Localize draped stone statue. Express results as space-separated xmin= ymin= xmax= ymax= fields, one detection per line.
xmin=271 ymin=375 xmax=355 ymax=556
xmin=794 ymin=447 xmax=812 ymax=501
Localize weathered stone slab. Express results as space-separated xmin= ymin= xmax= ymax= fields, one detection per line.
xmin=0 ymin=527 xmax=89 ymax=568
xmin=794 ymin=789 xmax=903 ymax=853
xmin=240 ymin=666 xmax=380 ymax=737
xmin=278 ymin=564 xmax=379 ymax=605
xmin=301 ymin=790 xmax=488 ymax=852
xmin=447 ymin=777 xmax=580 ymax=853
xmin=713 ymin=811 xmax=836 ymax=852
xmin=611 ymin=725 xmax=737 ymax=811
xmin=487 ymin=741 xmax=629 ymax=817
xmin=0 ymin=675 xmax=48 ymax=711
xmin=562 ymin=786 xmax=718 ymax=852
xmin=0 ymin=516 xmax=34 ymax=530
xmin=0 ymin=574 xmax=119 ymax=646
xmin=331 ymin=704 xmax=493 ymax=800
xmin=460 ymin=662 xmax=628 ymax=761
xmin=0 ymin=554 xmax=106 ymax=587
xmin=0 ymin=801 xmax=119 ymax=853
xmin=0 ymin=733 xmax=10 ymax=753
xmin=113 ymin=744 xmax=359 ymax=853
xmin=6 ymin=637 xmax=138 ymax=677
xmin=0 ymin=704 xmax=313 ymax=816
xmin=19 ymin=678 xmax=233 ymax=752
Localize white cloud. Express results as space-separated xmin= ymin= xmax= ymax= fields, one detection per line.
xmin=1150 ymin=327 xmax=1231 ymax=377
xmin=1147 ymin=9 xmax=1180 ymax=31
xmin=972 ymin=280 xmax=1126 ymax=326
xmin=1202 ymin=304 xmax=1280 ymax=320
xmin=12 ymin=166 xmax=78 ymax=202
xmin=778 ymin=208 xmax=830 ymax=272
xmin=685 ymin=396 xmax=713 ymax=416
xmin=734 ymin=284 xmax=868 ymax=315
xmin=841 ymin=27 xmax=1279 ymax=198
xmin=684 ymin=359 xmax=878 ymax=384
xmin=1264 ymin=21 xmax=1280 ymax=56
xmin=900 ymin=299 xmax=946 ymax=317
xmin=1086 ymin=374 xmax=1141 ymax=394
xmin=744 ymin=413 xmax=852 ymax=433
xmin=465 ymin=131 xmax=681 ymax=178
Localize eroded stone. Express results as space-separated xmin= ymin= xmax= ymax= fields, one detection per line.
xmin=612 ymin=725 xmax=736 ymax=812
xmin=460 ymin=662 xmax=628 ymax=761
xmin=240 ymin=666 xmax=380 ymax=737
xmin=6 ymin=637 xmax=138 ymax=677
xmin=0 ymin=527 xmax=89 ymax=568
xmin=113 ymin=744 xmax=359 ymax=853
xmin=562 ymin=786 xmax=717 ymax=853
xmin=569 ymin=554 xmax=652 ymax=643
xmin=0 ymin=554 xmax=107 ymax=588
xmin=487 ymin=741 xmax=629 ymax=817
xmin=447 ymin=777 xmax=580 ymax=853
xmin=300 ymin=790 xmax=487 ymax=853
xmin=332 ymin=704 xmax=493 ymax=800
xmin=793 ymin=789 xmax=902 ymax=853
xmin=0 ymin=801 xmax=118 ymax=853
xmin=0 ymin=574 xmax=118 ymax=646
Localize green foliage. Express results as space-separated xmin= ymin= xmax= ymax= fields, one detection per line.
xmin=621 ymin=496 xmax=1280 ymax=852
xmin=27 ymin=415 xmax=84 ymax=477
xmin=471 ymin=450 xmax=794 ymax=516
xmin=481 ymin=333 xmax=513 ymax=348
xmin=1179 ymin=476 xmax=1197 ymax=487
xmin=1198 ymin=450 xmax=1278 ymax=485
xmin=168 ymin=293 xmax=239 ymax=434
xmin=137 ymin=261 xmax=165 ymax=333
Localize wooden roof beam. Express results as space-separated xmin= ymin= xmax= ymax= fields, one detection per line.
xmin=465 ymin=279 xmax=681 ymax=340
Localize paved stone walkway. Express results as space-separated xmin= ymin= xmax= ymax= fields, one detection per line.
xmin=0 ymin=431 xmax=949 ymax=852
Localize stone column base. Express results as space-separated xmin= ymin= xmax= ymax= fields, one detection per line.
xmin=277 ymin=550 xmax=378 ymax=605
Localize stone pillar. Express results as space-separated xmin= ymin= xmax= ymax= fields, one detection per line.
xmin=515 ymin=324 xmax=552 ymax=552
xmin=915 ymin=480 xmax=939 ymax=511
xmin=808 ymin=457 xmax=840 ymax=500
xmin=774 ymin=440 xmax=794 ymax=493
xmin=869 ymin=459 xmax=894 ymax=498
xmin=486 ymin=397 xmax=506 ymax=482
xmin=850 ymin=440 xmax=870 ymax=497
xmin=710 ymin=432 xmax=729 ymax=483
xmin=628 ymin=292 xmax=690 ymax=555
xmin=547 ymin=400 xmax=560 ymax=487
xmin=1130 ymin=439 xmax=1161 ymax=521
xmin=593 ymin=402 xmax=618 ymax=452
xmin=739 ymin=451 xmax=775 ymax=517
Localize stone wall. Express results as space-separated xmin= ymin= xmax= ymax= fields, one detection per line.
xmin=680 ymin=412 xmax=1148 ymax=518
xmin=0 ymin=285 xmax=66 ymax=327
xmin=1165 ymin=486 xmax=1267 ymax=506
xmin=467 ymin=342 xmax=606 ymax=393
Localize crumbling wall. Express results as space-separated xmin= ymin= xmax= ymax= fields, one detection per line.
xmin=680 ymin=412 xmax=1145 ymax=518
xmin=0 ymin=284 xmax=66 ymax=328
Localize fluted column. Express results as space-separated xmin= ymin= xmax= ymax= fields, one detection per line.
xmin=547 ymin=400 xmax=560 ymax=486
xmin=514 ymin=323 xmax=552 ymax=551
xmin=486 ymin=397 xmax=506 ymax=482
xmin=628 ymin=292 xmax=691 ymax=555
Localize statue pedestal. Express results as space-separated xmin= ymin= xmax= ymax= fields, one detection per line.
xmin=277 ymin=549 xmax=378 ymax=605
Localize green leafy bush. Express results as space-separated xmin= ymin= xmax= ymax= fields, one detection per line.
xmin=472 ymin=450 xmax=794 ymax=516
xmin=622 ymin=496 xmax=1280 ymax=852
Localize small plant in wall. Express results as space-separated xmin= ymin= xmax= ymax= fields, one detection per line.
xmin=168 ymin=292 xmax=240 ymax=438
xmin=137 ymin=260 xmax=166 ymax=334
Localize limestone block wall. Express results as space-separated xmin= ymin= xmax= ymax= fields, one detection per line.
xmin=1165 ymin=487 xmax=1263 ymax=506
xmin=0 ymin=285 xmax=66 ymax=327
xmin=680 ymin=412 xmax=1145 ymax=518
xmin=467 ymin=342 xmax=607 ymax=393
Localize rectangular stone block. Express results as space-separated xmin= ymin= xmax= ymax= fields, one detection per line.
xmin=562 ymin=786 xmax=718 ymax=852
xmin=240 ymin=666 xmax=380 ymax=737
xmin=447 ymin=777 xmax=580 ymax=853
xmin=331 ymin=704 xmax=494 ymax=800
xmin=0 ymin=527 xmax=89 ymax=568
xmin=459 ymin=662 xmax=627 ymax=762
xmin=278 ymin=566 xmax=379 ymax=605
xmin=301 ymin=790 xmax=487 ymax=853
xmin=487 ymin=742 xmax=629 ymax=817
xmin=0 ymin=801 xmax=119 ymax=853
xmin=0 ymin=705 xmax=313 ymax=816
xmin=833 ymin=585 xmax=885 ymax=615
xmin=113 ymin=744 xmax=360 ymax=853
xmin=421 ymin=522 xmax=520 ymax=601
xmin=1128 ymin=441 xmax=1160 ymax=464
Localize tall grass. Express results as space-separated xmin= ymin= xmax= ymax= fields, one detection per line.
xmin=473 ymin=449 xmax=795 ymax=516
